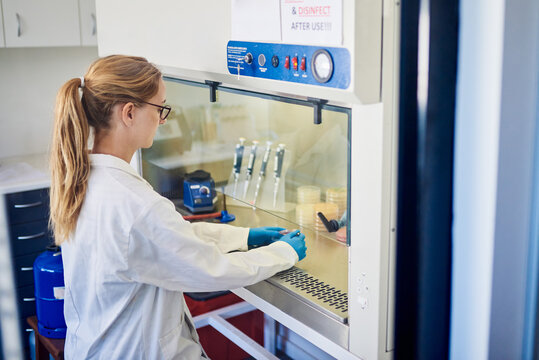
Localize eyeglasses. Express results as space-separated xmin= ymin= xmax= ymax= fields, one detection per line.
xmin=140 ymin=101 xmax=171 ymax=121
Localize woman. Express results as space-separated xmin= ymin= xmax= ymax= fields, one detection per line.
xmin=49 ymin=55 xmax=306 ymax=359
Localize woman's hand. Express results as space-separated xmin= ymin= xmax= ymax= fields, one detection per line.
xmin=248 ymin=226 xmax=286 ymax=248
xmin=277 ymin=230 xmax=307 ymax=261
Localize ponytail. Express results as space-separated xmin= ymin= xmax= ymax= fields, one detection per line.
xmin=49 ymin=77 xmax=90 ymax=244
xmin=49 ymin=55 xmax=162 ymax=244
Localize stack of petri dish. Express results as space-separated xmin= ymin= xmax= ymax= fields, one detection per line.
xmin=295 ymin=204 xmax=316 ymax=227
xmin=297 ymin=186 xmax=321 ymax=204
xmin=313 ymin=202 xmax=339 ymax=232
xmin=326 ymin=187 xmax=347 ymax=218
xmin=295 ymin=186 xmax=321 ymax=227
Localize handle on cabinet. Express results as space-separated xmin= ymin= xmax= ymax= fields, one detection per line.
xmin=91 ymin=13 xmax=96 ymax=36
xmin=26 ymin=328 xmax=33 ymax=332
xmin=20 ymin=267 xmax=33 ymax=271
xmin=17 ymin=232 xmax=46 ymax=240
xmin=23 ymin=297 xmax=35 ymax=302
xmin=16 ymin=13 xmax=21 ymax=37
xmin=14 ymin=201 xmax=42 ymax=209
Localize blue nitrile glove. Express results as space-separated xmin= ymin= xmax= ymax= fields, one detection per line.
xmin=248 ymin=226 xmax=286 ymax=248
xmin=277 ymin=230 xmax=307 ymax=261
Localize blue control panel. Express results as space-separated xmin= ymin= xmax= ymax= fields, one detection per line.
xmin=227 ymin=41 xmax=351 ymax=89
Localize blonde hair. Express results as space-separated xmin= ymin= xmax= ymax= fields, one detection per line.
xmin=50 ymin=55 xmax=162 ymax=244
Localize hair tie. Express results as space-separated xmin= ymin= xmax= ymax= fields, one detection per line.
xmin=79 ymin=77 xmax=85 ymax=89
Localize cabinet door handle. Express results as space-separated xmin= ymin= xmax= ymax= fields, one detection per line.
xmin=23 ymin=297 xmax=35 ymax=302
xmin=26 ymin=328 xmax=33 ymax=332
xmin=20 ymin=267 xmax=33 ymax=271
xmin=18 ymin=232 xmax=46 ymax=240
xmin=16 ymin=13 xmax=21 ymax=37
xmin=14 ymin=201 xmax=42 ymax=209
xmin=91 ymin=13 xmax=97 ymax=36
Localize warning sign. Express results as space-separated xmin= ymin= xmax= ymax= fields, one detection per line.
xmin=281 ymin=0 xmax=342 ymax=45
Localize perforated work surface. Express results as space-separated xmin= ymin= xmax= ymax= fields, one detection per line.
xmin=267 ymin=267 xmax=348 ymax=323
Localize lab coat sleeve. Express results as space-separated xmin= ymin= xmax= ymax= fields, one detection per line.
xmin=125 ymin=198 xmax=298 ymax=292
xmin=190 ymin=222 xmax=249 ymax=253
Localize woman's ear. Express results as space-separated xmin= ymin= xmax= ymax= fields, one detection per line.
xmin=120 ymin=103 xmax=135 ymax=127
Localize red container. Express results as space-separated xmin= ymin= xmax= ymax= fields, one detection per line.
xmin=185 ymin=292 xmax=264 ymax=359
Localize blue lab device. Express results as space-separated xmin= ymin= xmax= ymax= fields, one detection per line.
xmin=183 ymin=170 xmax=216 ymax=213
xmin=33 ymin=247 xmax=67 ymax=338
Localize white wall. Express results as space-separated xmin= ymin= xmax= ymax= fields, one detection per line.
xmin=0 ymin=47 xmax=98 ymax=159
xmin=488 ymin=0 xmax=539 ymax=357
xmin=451 ymin=0 xmax=539 ymax=358
xmin=450 ymin=0 xmax=505 ymax=356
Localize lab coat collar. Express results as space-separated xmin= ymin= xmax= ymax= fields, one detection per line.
xmin=90 ymin=153 xmax=144 ymax=182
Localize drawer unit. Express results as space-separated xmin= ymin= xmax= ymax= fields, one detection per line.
xmin=19 ymin=317 xmax=32 ymax=352
xmin=16 ymin=285 xmax=36 ymax=319
xmin=9 ymin=219 xmax=53 ymax=257
xmin=13 ymin=252 xmax=41 ymax=288
xmin=6 ymin=188 xmax=49 ymax=225
xmin=2 ymin=187 xmax=54 ymax=358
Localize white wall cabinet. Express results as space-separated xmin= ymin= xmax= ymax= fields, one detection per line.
xmin=1 ymin=0 xmax=96 ymax=47
xmin=79 ymin=0 xmax=97 ymax=46
xmin=2 ymin=0 xmax=80 ymax=47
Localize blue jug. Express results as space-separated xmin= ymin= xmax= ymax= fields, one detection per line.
xmin=33 ymin=247 xmax=66 ymax=338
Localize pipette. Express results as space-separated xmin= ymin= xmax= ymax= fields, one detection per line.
xmin=252 ymin=141 xmax=272 ymax=206
xmin=273 ymin=144 xmax=286 ymax=208
xmin=242 ymin=140 xmax=259 ymax=199
xmin=232 ymin=137 xmax=246 ymax=197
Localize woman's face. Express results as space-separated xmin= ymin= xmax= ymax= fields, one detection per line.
xmin=136 ymin=78 xmax=167 ymax=148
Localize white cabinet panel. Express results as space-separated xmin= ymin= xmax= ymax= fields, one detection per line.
xmin=96 ymin=0 xmax=230 ymax=73
xmin=79 ymin=0 xmax=96 ymax=46
xmin=0 ymin=1 xmax=5 ymax=47
xmin=2 ymin=0 xmax=80 ymax=47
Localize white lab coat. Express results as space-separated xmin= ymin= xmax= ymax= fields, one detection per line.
xmin=61 ymin=154 xmax=297 ymax=359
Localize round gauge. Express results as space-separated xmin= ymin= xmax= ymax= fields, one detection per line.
xmin=311 ymin=49 xmax=334 ymax=83
xmin=258 ymin=54 xmax=266 ymax=66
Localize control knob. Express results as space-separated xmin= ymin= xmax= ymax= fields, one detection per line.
xmin=244 ymin=53 xmax=253 ymax=64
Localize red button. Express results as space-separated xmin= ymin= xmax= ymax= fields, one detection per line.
xmin=285 ymin=56 xmax=290 ymax=69
xmin=300 ymin=57 xmax=306 ymax=71
xmin=292 ymin=56 xmax=298 ymax=71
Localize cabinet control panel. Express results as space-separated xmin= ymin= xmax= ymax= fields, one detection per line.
xmin=227 ymin=41 xmax=351 ymax=89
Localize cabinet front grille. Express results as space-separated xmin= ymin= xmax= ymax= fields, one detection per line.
xmin=267 ymin=267 xmax=348 ymax=323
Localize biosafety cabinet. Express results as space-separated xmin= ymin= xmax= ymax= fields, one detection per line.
xmin=96 ymin=1 xmax=400 ymax=359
